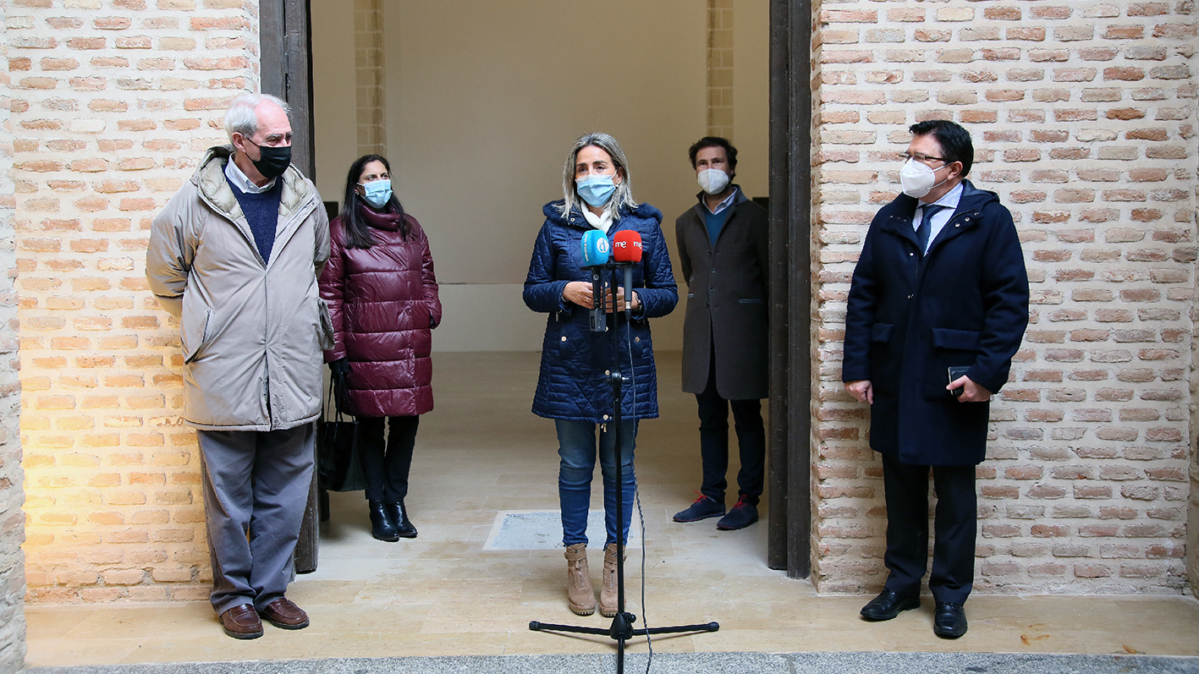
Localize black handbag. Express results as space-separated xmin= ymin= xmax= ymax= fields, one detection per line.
xmin=317 ymin=370 xmax=366 ymax=492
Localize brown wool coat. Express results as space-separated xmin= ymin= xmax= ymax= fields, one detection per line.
xmin=675 ymin=189 xmax=769 ymax=400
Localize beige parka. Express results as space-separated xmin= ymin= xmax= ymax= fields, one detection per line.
xmin=147 ymin=146 xmax=333 ymax=431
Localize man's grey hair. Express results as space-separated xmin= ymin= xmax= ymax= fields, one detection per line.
xmin=560 ymin=132 xmax=637 ymax=219
xmin=224 ymin=92 xmax=291 ymax=143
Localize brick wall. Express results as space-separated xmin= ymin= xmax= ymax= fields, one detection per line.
xmin=10 ymin=0 xmax=259 ymax=604
xmin=708 ymin=0 xmax=734 ymax=139
xmin=814 ymin=0 xmax=1196 ymax=594
xmin=1191 ymin=179 xmax=1199 ymax=596
xmin=1 ymin=0 xmax=30 ymax=667
xmin=354 ymin=0 xmax=384 ymax=156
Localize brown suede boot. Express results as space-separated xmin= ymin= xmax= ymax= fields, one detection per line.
xmin=565 ymin=543 xmax=595 ymax=616
xmin=599 ymin=542 xmax=625 ymax=618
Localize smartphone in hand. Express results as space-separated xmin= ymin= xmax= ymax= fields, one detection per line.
xmin=948 ymin=366 xmax=970 ymax=397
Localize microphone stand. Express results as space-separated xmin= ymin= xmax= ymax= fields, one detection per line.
xmin=530 ymin=261 xmax=719 ymax=674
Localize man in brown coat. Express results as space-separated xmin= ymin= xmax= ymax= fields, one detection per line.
xmin=671 ymin=137 xmax=769 ymax=531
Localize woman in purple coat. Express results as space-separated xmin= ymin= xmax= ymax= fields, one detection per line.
xmin=319 ymin=154 xmax=442 ymax=542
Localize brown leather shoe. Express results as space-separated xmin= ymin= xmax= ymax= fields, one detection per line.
xmin=219 ymin=604 xmax=263 ymax=640
xmin=259 ymin=597 xmax=309 ymax=629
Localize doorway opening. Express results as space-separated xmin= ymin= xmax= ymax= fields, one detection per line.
xmin=268 ymin=0 xmax=812 ymax=580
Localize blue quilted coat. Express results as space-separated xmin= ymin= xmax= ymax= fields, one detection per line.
xmin=524 ymin=201 xmax=678 ymax=422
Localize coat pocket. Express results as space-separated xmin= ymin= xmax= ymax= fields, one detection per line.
xmin=181 ymin=298 xmax=212 ymax=364
xmin=318 ymin=298 xmax=335 ymax=350
xmin=932 ymin=327 xmax=981 ymax=351
xmin=923 ymin=328 xmax=982 ymax=400
xmin=867 ymin=322 xmax=898 ymax=394
xmin=738 ymin=298 xmax=764 ymax=304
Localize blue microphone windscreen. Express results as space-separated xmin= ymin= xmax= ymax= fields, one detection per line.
xmin=581 ymin=230 xmax=610 ymax=267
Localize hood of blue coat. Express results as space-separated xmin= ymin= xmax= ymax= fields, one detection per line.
xmin=542 ymin=200 xmax=663 ymax=229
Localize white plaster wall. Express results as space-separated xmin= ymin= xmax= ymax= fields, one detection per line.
xmin=733 ymin=0 xmax=770 ymax=200
xmin=311 ymin=0 xmax=770 ymax=352
xmin=310 ymin=0 xmax=361 ymax=209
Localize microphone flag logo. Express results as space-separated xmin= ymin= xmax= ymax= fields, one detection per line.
xmin=581 ymin=229 xmax=611 ymax=267
xmin=612 ymin=230 xmax=643 ymax=263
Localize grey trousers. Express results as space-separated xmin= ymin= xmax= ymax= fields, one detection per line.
xmin=197 ymin=425 xmax=315 ymax=615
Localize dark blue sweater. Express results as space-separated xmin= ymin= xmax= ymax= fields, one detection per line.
xmin=227 ymin=175 xmax=282 ymax=264
xmin=704 ymin=205 xmax=733 ymax=245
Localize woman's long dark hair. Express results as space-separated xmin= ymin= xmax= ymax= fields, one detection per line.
xmin=340 ymin=154 xmax=407 ymax=248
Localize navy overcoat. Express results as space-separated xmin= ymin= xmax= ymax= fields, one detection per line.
xmin=524 ymin=201 xmax=679 ymax=422
xmin=842 ymin=180 xmax=1029 ymax=466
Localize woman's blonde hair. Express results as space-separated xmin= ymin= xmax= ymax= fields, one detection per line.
xmin=560 ymin=132 xmax=637 ymax=218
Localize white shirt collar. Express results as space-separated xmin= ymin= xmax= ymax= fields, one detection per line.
xmin=224 ymin=154 xmax=276 ymax=194
xmin=921 ymin=181 xmax=964 ymax=213
xmin=912 ymin=181 xmax=966 ymax=254
xmin=705 ymin=187 xmax=739 ymax=216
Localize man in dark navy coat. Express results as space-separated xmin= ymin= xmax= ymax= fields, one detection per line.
xmin=842 ymin=120 xmax=1028 ymax=639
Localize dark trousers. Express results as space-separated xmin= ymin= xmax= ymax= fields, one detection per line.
xmin=696 ymin=348 xmax=766 ymax=505
xmin=357 ymin=415 xmax=419 ymax=503
xmin=197 ymin=425 xmax=314 ymax=615
xmin=881 ymin=453 xmax=977 ymax=605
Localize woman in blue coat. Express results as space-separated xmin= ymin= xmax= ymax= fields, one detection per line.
xmin=523 ymin=132 xmax=677 ymax=617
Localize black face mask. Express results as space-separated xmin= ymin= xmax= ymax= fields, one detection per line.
xmin=246 ymin=140 xmax=291 ymax=180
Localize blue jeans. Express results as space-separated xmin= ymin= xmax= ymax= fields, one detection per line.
xmin=556 ymin=419 xmax=637 ymax=548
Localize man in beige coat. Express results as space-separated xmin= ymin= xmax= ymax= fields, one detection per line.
xmin=147 ymin=93 xmax=332 ymax=640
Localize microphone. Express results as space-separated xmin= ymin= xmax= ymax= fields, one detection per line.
xmin=612 ymin=230 xmax=643 ymax=319
xmin=581 ymin=230 xmax=610 ymax=268
xmin=581 ymin=230 xmax=611 ymax=332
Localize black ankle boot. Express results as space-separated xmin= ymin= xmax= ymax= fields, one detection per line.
xmin=385 ymin=500 xmax=417 ymax=539
xmin=368 ymin=500 xmax=399 ymax=542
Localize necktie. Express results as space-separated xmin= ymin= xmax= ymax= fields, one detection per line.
xmin=916 ymin=204 xmax=945 ymax=255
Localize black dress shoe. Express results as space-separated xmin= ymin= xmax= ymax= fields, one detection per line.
xmin=860 ymin=589 xmax=921 ymax=621
xmin=368 ymin=500 xmax=400 ymax=542
xmin=933 ymin=602 xmax=968 ymax=638
xmin=384 ymin=500 xmax=418 ymax=539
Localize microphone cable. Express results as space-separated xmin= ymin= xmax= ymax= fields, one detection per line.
xmin=622 ymin=265 xmax=654 ymax=674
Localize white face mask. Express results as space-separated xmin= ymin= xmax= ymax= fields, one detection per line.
xmin=697 ymin=168 xmax=730 ymax=195
xmin=900 ymin=159 xmax=949 ymax=199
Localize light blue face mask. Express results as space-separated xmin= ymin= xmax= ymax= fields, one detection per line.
xmin=359 ymin=179 xmax=392 ymax=209
xmin=576 ymin=174 xmax=617 ymax=208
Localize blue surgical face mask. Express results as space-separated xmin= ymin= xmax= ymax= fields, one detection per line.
xmin=576 ymin=174 xmax=617 ymax=208
xmin=359 ymin=179 xmax=392 ymax=209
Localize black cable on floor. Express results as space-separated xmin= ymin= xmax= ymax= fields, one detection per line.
xmin=635 ymin=485 xmax=652 ymax=673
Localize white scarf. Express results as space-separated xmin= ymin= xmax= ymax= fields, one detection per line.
xmin=581 ymin=208 xmax=613 ymax=234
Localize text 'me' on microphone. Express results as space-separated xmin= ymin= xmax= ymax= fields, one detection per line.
xmin=612 ymin=230 xmax=643 ymax=263
xmin=612 ymin=230 xmax=642 ymax=318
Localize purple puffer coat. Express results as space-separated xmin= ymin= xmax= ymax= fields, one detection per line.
xmin=319 ymin=205 xmax=441 ymax=417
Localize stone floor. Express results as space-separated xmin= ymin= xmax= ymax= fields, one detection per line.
xmin=22 ymin=352 xmax=1199 ymax=669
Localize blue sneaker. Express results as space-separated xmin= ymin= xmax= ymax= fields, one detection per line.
xmin=716 ymin=496 xmax=759 ymax=531
xmin=673 ymin=494 xmax=725 ymax=522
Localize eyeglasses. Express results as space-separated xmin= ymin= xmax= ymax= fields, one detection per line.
xmin=903 ymin=152 xmax=946 ymax=165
